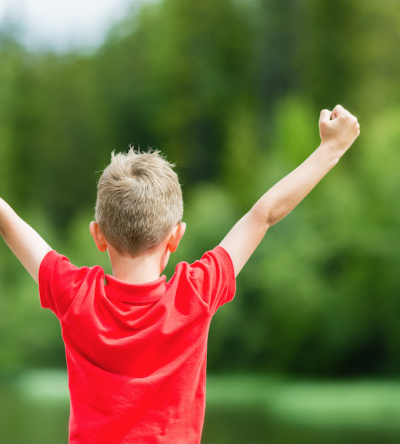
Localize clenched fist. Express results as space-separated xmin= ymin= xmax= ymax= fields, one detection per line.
xmin=319 ymin=105 xmax=360 ymax=156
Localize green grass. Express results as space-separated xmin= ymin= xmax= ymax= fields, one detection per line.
xmin=11 ymin=371 xmax=400 ymax=429
xmin=206 ymin=375 xmax=400 ymax=429
xmin=3 ymin=370 xmax=400 ymax=444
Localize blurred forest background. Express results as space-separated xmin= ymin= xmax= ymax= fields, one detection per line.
xmin=1 ymin=0 xmax=400 ymax=381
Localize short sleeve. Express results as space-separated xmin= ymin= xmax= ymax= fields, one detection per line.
xmin=39 ymin=250 xmax=90 ymax=319
xmin=189 ymin=246 xmax=236 ymax=316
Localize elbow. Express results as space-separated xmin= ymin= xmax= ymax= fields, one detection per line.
xmin=250 ymin=202 xmax=273 ymax=231
xmin=250 ymin=201 xmax=284 ymax=229
xmin=265 ymin=210 xmax=282 ymax=228
xmin=265 ymin=210 xmax=288 ymax=228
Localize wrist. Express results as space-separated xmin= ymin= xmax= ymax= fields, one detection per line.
xmin=318 ymin=141 xmax=345 ymax=163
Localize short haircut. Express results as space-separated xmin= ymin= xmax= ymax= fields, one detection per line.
xmin=95 ymin=148 xmax=183 ymax=257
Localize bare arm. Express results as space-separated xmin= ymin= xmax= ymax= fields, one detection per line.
xmin=220 ymin=105 xmax=360 ymax=276
xmin=0 ymin=198 xmax=52 ymax=283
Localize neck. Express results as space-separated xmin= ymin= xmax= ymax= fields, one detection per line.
xmin=108 ymin=245 xmax=169 ymax=284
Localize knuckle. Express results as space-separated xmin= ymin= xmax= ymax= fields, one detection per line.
xmin=320 ymin=109 xmax=329 ymax=118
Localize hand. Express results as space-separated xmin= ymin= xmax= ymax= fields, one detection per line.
xmin=319 ymin=105 xmax=360 ymax=156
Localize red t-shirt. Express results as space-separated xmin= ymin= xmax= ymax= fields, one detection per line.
xmin=39 ymin=246 xmax=235 ymax=444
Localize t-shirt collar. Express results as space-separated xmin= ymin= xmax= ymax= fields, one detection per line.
xmin=104 ymin=274 xmax=167 ymax=303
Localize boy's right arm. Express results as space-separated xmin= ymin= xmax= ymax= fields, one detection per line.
xmin=220 ymin=105 xmax=360 ymax=277
xmin=0 ymin=198 xmax=52 ymax=284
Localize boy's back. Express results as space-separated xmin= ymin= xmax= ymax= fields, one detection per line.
xmin=0 ymin=105 xmax=360 ymax=443
xmin=40 ymin=247 xmax=234 ymax=443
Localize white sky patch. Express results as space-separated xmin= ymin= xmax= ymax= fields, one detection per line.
xmin=0 ymin=0 xmax=146 ymax=51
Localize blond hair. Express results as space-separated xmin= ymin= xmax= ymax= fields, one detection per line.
xmin=95 ymin=148 xmax=183 ymax=257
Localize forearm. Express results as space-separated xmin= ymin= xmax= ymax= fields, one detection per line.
xmin=0 ymin=198 xmax=52 ymax=283
xmin=0 ymin=198 xmax=17 ymax=239
xmin=252 ymin=143 xmax=339 ymax=227
xmin=0 ymin=198 xmax=32 ymax=243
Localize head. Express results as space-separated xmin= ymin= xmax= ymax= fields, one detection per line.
xmin=91 ymin=148 xmax=185 ymax=265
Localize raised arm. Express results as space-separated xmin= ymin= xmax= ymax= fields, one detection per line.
xmin=220 ymin=105 xmax=360 ymax=276
xmin=0 ymin=198 xmax=52 ymax=283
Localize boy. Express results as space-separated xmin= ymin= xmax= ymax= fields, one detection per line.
xmin=0 ymin=105 xmax=359 ymax=443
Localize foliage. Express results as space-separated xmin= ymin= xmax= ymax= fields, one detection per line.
xmin=1 ymin=0 xmax=400 ymax=377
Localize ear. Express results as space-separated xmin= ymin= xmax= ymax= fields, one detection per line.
xmin=89 ymin=221 xmax=108 ymax=252
xmin=167 ymin=222 xmax=186 ymax=253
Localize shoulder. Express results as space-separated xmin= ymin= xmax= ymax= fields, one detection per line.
xmin=40 ymin=250 xmax=104 ymax=297
xmin=173 ymin=246 xmax=233 ymax=275
xmin=172 ymin=246 xmax=236 ymax=314
xmin=40 ymin=250 xmax=92 ymax=281
xmin=188 ymin=246 xmax=234 ymax=279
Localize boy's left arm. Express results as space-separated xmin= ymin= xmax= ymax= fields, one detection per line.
xmin=220 ymin=105 xmax=360 ymax=277
xmin=0 ymin=198 xmax=52 ymax=284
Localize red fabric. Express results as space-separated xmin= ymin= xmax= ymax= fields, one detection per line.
xmin=39 ymin=246 xmax=235 ymax=444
